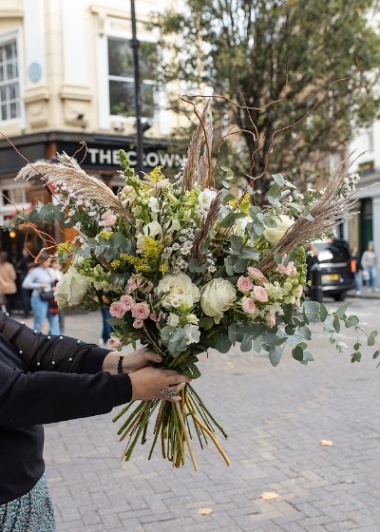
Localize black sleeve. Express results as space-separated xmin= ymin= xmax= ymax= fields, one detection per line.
xmin=0 ymin=311 xmax=111 ymax=374
xmin=0 ymin=360 xmax=132 ymax=426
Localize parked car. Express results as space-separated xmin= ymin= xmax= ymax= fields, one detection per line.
xmin=305 ymin=239 xmax=354 ymax=301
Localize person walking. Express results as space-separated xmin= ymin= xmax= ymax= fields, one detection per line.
xmin=350 ymin=246 xmax=362 ymax=295
xmin=15 ymin=247 xmax=35 ymax=318
xmin=361 ymin=242 xmax=378 ymax=292
xmin=22 ymin=252 xmax=60 ymax=334
xmin=0 ymin=251 xmax=17 ymax=316
xmin=0 ymin=311 xmax=190 ymax=531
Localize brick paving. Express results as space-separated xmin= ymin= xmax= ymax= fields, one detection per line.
xmin=20 ymin=296 xmax=380 ymax=531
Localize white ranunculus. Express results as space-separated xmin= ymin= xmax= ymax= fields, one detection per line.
xmin=54 ymin=267 xmax=89 ymax=307
xmin=198 ymin=189 xmax=217 ymax=210
xmin=263 ymin=215 xmax=294 ymax=244
xmin=200 ymin=278 xmax=237 ymax=323
xmin=156 ymin=273 xmax=200 ymax=310
xmin=167 ymin=313 xmax=180 ymax=327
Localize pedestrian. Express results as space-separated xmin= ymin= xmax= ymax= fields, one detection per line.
xmin=0 ymin=251 xmax=17 ymax=316
xmin=100 ymin=307 xmax=113 ymax=346
xmin=49 ymin=256 xmax=64 ymax=333
xmin=22 ymin=252 xmax=60 ymax=334
xmin=361 ymin=242 xmax=378 ymax=292
xmin=350 ymin=246 xmax=362 ymax=295
xmin=304 ymin=243 xmax=319 ymax=284
xmin=15 ymin=247 xmax=35 ymax=318
xmin=0 ymin=311 xmax=190 ymax=531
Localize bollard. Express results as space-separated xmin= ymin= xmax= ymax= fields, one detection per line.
xmin=309 ymin=263 xmax=323 ymax=303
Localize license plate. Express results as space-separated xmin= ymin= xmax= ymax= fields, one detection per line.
xmin=322 ymin=273 xmax=339 ymax=281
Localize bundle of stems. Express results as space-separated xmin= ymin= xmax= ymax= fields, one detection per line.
xmin=112 ymin=384 xmax=230 ymax=470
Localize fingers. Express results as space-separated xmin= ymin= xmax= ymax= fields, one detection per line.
xmin=129 ymin=366 xmax=192 ymax=402
xmin=135 ymin=347 xmax=163 ymax=364
xmin=164 ymin=371 xmax=191 ymax=386
xmin=159 ymin=382 xmax=187 ymax=403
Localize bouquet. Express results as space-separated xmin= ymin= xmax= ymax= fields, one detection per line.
xmin=10 ymin=103 xmax=379 ymax=470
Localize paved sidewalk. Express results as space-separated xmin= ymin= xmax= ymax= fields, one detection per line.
xmin=20 ymin=302 xmax=380 ymax=531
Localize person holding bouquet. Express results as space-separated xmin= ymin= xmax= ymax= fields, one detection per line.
xmin=0 ymin=311 xmax=189 ymax=531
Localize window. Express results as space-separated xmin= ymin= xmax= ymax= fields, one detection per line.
xmin=0 ymin=38 xmax=20 ymax=121
xmin=108 ymin=37 xmax=156 ymax=119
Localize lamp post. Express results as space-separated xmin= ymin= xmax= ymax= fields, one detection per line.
xmin=130 ymin=0 xmax=144 ymax=174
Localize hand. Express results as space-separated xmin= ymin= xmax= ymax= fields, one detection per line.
xmin=129 ymin=366 xmax=192 ymax=403
xmin=123 ymin=347 xmax=163 ymax=374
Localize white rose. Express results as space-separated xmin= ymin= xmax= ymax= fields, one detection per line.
xmin=263 ymin=215 xmax=294 ymax=244
xmin=198 ymin=189 xmax=217 ymax=210
xmin=200 ymin=278 xmax=237 ymax=323
xmin=54 ymin=267 xmax=89 ymax=307
xmin=156 ymin=273 xmax=200 ymax=309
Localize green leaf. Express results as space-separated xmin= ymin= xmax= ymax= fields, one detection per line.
xmin=199 ymin=317 xmax=214 ymax=330
xmin=241 ymin=333 xmax=252 ymax=352
xmin=373 ymin=350 xmax=380 ymax=359
xmin=269 ymin=345 xmax=283 ymax=366
xmin=272 ymin=173 xmax=285 ymax=186
xmin=292 ymin=345 xmax=304 ymax=361
xmin=300 ymin=351 xmax=314 ymax=365
xmin=345 ymin=315 xmax=359 ymax=328
xmin=335 ymin=302 xmax=351 ymax=318
xmin=319 ymin=303 xmax=329 ymax=322
xmin=215 ymin=335 xmax=232 ymax=353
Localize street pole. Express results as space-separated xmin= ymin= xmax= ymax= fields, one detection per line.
xmin=130 ymin=0 xmax=144 ymax=174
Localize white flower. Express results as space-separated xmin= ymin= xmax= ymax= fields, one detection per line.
xmin=198 ymin=189 xmax=217 ymax=210
xmin=156 ymin=273 xmax=200 ymax=310
xmin=148 ymin=196 xmax=160 ymax=213
xmin=187 ymin=313 xmax=199 ymax=324
xmin=200 ymin=278 xmax=237 ymax=323
xmin=234 ymin=216 xmax=250 ymax=236
xmin=55 ymin=267 xmax=89 ymax=307
xmin=263 ymin=215 xmax=294 ymax=244
xmin=183 ymin=324 xmax=200 ymax=345
xmin=167 ymin=313 xmax=180 ymax=326
xmin=143 ymin=221 xmax=163 ymax=239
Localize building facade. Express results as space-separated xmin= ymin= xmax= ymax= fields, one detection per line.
xmin=0 ymin=0 xmax=183 ymax=257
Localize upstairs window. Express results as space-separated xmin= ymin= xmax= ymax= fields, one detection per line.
xmin=108 ymin=37 xmax=156 ymax=119
xmin=0 ymin=38 xmax=20 ymax=121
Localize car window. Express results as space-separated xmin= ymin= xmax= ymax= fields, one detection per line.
xmin=314 ymin=242 xmax=350 ymax=263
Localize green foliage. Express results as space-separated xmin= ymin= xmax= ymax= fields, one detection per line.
xmin=153 ymin=0 xmax=380 ymax=201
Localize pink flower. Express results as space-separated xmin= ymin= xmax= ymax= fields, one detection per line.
xmin=120 ymin=294 xmax=135 ymax=311
xmin=109 ymin=301 xmax=127 ymax=318
xmin=237 ymin=276 xmax=254 ymax=293
xmin=150 ymin=311 xmax=164 ymax=322
xmin=145 ymin=282 xmax=154 ymax=293
xmin=131 ymin=302 xmax=150 ymax=320
xmin=101 ymin=209 xmax=117 ymax=227
xmin=133 ymin=319 xmax=144 ymax=329
xmin=294 ymin=285 xmax=303 ymax=298
xmin=251 ymin=285 xmax=269 ymax=303
xmin=241 ymin=297 xmax=256 ymax=314
xmin=266 ymin=312 xmax=276 ymax=327
xmin=127 ymin=277 xmax=142 ymax=292
xmin=106 ymin=336 xmax=121 ymax=349
xmin=277 ymin=260 xmax=297 ymax=276
xmin=247 ymin=267 xmax=268 ymax=284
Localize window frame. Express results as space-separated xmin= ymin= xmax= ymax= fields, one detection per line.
xmin=0 ymin=30 xmax=22 ymax=124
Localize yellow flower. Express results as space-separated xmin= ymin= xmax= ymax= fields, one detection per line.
xmin=159 ymin=263 xmax=169 ymax=274
xmin=98 ymin=230 xmax=113 ymax=240
xmin=140 ymin=236 xmax=164 ymax=261
xmin=122 ymin=254 xmax=151 ymax=273
xmin=149 ymin=166 xmax=164 ymax=182
xmin=57 ymin=241 xmax=72 ymax=253
xmin=110 ymin=259 xmax=121 ymax=270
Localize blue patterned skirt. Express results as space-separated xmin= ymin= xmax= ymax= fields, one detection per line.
xmin=0 ymin=474 xmax=55 ymax=531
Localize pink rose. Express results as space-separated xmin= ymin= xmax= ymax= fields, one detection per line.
xmin=247 ymin=267 xmax=268 ymax=284
xmin=120 ymin=294 xmax=135 ymax=311
xmin=251 ymin=285 xmax=269 ymax=303
xmin=131 ymin=302 xmax=150 ymax=320
xmin=102 ymin=209 xmax=117 ymax=227
xmin=109 ymin=302 xmax=127 ymax=318
xmin=241 ymin=297 xmax=256 ymax=315
xmin=106 ymin=336 xmax=121 ymax=349
xmin=266 ymin=312 xmax=276 ymax=327
xmin=133 ymin=319 xmax=144 ymax=329
xmin=127 ymin=277 xmax=142 ymax=292
xmin=277 ymin=260 xmax=297 ymax=276
xmin=237 ymin=276 xmax=254 ymax=293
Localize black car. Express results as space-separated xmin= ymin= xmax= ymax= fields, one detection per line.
xmin=306 ymin=239 xmax=354 ymax=301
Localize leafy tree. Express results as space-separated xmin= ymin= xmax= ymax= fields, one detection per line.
xmin=153 ymin=0 xmax=380 ymax=201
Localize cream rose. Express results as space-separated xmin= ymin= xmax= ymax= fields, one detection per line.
xmin=156 ymin=273 xmax=200 ymax=310
xmin=54 ymin=267 xmax=89 ymax=307
xmin=200 ymin=278 xmax=237 ymax=323
xmin=198 ymin=189 xmax=217 ymax=210
xmin=263 ymin=215 xmax=294 ymax=244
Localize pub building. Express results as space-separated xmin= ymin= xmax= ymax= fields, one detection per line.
xmin=0 ymin=130 xmax=183 ymax=261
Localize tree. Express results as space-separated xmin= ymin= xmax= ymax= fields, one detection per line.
xmin=153 ymin=0 xmax=380 ymax=201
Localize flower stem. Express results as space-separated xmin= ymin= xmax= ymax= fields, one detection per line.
xmin=175 ymin=401 xmax=198 ymax=471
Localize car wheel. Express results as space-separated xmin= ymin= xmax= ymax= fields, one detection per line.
xmin=333 ymin=292 xmax=346 ymax=302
